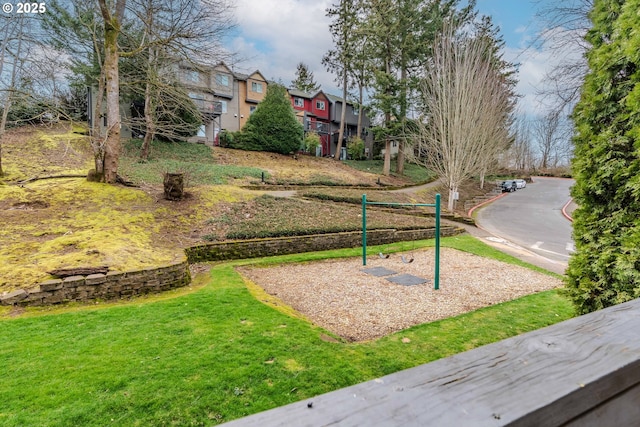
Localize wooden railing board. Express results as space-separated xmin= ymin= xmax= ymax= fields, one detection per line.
xmin=222 ymin=298 xmax=640 ymax=426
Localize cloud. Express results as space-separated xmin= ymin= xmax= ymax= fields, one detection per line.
xmin=229 ymin=0 xmax=337 ymax=93
xmin=227 ymin=0 xmax=581 ymax=117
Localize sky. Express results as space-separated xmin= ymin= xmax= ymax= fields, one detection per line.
xmin=225 ymin=0 xmax=580 ymax=119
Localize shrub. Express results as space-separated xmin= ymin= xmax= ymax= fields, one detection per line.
xmin=347 ymin=137 xmax=366 ymax=160
xmin=304 ymin=131 xmax=321 ymax=154
xmin=218 ymin=130 xmax=233 ymax=148
xmin=237 ymin=84 xmax=303 ymax=154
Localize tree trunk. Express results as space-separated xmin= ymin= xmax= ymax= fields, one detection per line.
xmin=164 ymin=172 xmax=184 ymax=200
xmin=0 ymin=15 xmax=25 ymax=178
xmin=397 ymin=64 xmax=408 ymax=175
xmin=90 ymin=73 xmax=107 ymax=180
xmin=140 ymin=48 xmax=156 ymax=160
xmin=103 ymin=24 xmax=121 ymax=183
xmin=383 ymin=137 xmax=391 ymax=176
xmin=382 ymin=42 xmax=392 ymax=176
xmin=98 ymin=0 xmax=127 ymax=184
xmin=448 ymin=185 xmax=457 ymax=212
xmin=140 ymin=13 xmax=155 ymax=161
xmin=356 ymin=84 xmax=363 ymax=141
xmin=334 ymin=59 xmax=349 ymax=161
xmin=0 ymin=103 xmax=8 ymax=177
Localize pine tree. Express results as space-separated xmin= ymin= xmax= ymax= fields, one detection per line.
xmin=566 ymin=0 xmax=640 ymax=314
xmin=240 ymin=83 xmax=303 ymax=154
xmin=291 ymin=62 xmax=320 ymax=93
xmin=323 ymin=0 xmax=362 ymax=160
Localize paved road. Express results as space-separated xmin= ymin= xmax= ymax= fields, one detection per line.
xmin=474 ymin=177 xmax=575 ymax=274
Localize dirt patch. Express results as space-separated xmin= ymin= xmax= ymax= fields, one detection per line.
xmin=10 ymin=200 xmax=50 ymax=210
xmin=237 ymin=248 xmax=563 ymax=342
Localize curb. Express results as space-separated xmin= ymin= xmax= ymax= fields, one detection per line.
xmin=467 ymin=192 xmax=508 ymax=217
xmin=561 ymin=198 xmax=574 ymax=222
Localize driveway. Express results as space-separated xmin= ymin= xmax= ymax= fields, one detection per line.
xmin=472 ymin=177 xmax=575 ymax=275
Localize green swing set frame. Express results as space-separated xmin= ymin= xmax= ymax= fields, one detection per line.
xmin=361 ymin=193 xmax=441 ymax=290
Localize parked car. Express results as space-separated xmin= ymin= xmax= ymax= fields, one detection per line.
xmin=514 ymin=179 xmax=527 ymax=189
xmin=501 ymin=180 xmax=517 ymax=192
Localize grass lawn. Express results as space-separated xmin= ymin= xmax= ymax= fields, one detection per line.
xmin=344 ymin=159 xmax=436 ymax=184
xmin=119 ymin=139 xmax=267 ymax=186
xmin=0 ymin=236 xmax=574 ymax=426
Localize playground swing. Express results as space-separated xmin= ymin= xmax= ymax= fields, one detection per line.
xmin=377 ymin=240 xmax=414 ymax=263
xmin=401 ymin=254 xmax=414 ymax=264
xmin=400 ymin=240 xmax=415 ymax=264
xmin=362 ymin=193 xmax=442 ymax=290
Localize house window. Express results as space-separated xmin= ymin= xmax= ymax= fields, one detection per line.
xmin=294 ymin=97 xmax=304 ymax=107
xmin=251 ymin=82 xmax=263 ymax=93
xmin=215 ymin=74 xmax=229 ymax=86
xmin=185 ymin=70 xmax=200 ymax=83
xmin=250 ymin=106 xmax=257 ymax=114
xmin=220 ymin=100 xmax=227 ymax=113
xmin=316 ymin=100 xmax=325 ymax=110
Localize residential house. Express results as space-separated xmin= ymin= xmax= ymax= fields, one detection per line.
xmin=177 ymin=62 xmax=223 ymax=145
xmin=235 ymin=70 xmax=268 ymax=130
xmin=289 ymin=89 xmax=332 ymax=156
xmin=325 ymin=94 xmax=374 ymax=159
xmin=179 ymin=62 xmax=269 ymax=145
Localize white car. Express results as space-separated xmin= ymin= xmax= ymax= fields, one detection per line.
xmin=514 ymin=179 xmax=527 ymax=189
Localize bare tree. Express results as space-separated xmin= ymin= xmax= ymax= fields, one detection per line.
xmin=92 ymin=0 xmax=236 ymax=181
xmin=126 ymin=0 xmax=235 ymax=160
xmin=533 ymin=111 xmax=572 ymax=170
xmin=532 ymin=0 xmax=592 ymax=115
xmin=408 ymin=25 xmax=515 ymax=211
xmin=0 ymin=14 xmax=30 ymax=176
xmin=42 ymin=0 xmax=108 ymax=176
xmin=96 ymin=0 xmax=127 ymax=184
xmin=507 ymin=115 xmax=536 ymax=172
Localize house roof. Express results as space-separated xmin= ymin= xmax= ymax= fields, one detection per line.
xmin=325 ymin=93 xmax=351 ymax=105
xmin=288 ymin=89 xmax=313 ymax=98
xmin=234 ymin=71 xmax=249 ymax=81
xmin=288 ymin=89 xmax=331 ymax=101
xmin=234 ymin=70 xmax=268 ymax=82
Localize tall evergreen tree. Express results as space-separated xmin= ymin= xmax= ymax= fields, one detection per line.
xmin=240 ymin=83 xmax=303 ymax=155
xmin=566 ymin=0 xmax=640 ymax=314
xmin=323 ymin=0 xmax=362 ymax=160
xmin=291 ymin=62 xmax=320 ymax=93
xmin=363 ymin=0 xmax=476 ymax=175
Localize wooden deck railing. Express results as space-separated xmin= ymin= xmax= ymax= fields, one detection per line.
xmin=222 ymin=297 xmax=640 ymax=426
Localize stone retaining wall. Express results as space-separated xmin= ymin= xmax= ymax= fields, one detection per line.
xmin=186 ymin=226 xmax=463 ymax=263
xmin=2 ymin=226 xmax=463 ymax=307
xmin=1 ymin=260 xmax=191 ymax=307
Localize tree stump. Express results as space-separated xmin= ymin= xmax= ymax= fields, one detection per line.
xmin=163 ymin=172 xmax=184 ymax=200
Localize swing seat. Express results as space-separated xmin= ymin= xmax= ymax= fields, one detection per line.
xmin=401 ymin=255 xmax=414 ymax=264
xmin=379 ymin=253 xmax=390 ymax=259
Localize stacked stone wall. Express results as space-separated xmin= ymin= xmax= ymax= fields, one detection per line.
xmin=1 ymin=226 xmax=463 ymax=307
xmin=185 ymin=226 xmax=463 ymax=263
xmin=1 ymin=260 xmax=190 ymax=306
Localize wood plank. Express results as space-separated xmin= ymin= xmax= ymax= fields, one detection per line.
xmin=222 ymin=298 xmax=640 ymax=426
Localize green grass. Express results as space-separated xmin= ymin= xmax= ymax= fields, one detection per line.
xmin=119 ymin=139 xmax=267 ymax=185
xmin=0 ymin=235 xmax=574 ymax=426
xmin=344 ymin=159 xmax=436 ymax=184
xmin=204 ymin=195 xmax=435 ymax=241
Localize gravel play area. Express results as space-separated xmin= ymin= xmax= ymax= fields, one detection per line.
xmin=237 ymin=248 xmax=563 ymax=342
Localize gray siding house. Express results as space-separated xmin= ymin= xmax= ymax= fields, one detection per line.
xmin=325 ymin=94 xmax=374 ymax=159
